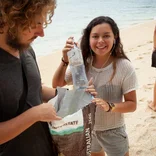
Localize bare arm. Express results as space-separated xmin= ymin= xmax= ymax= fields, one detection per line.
xmin=42 ymin=86 xmax=57 ymax=102
xmin=52 ymin=37 xmax=74 ymax=88
xmin=92 ymin=90 xmax=137 ymax=113
xmin=0 ymin=103 xmax=61 ymax=144
xmin=111 ymin=90 xmax=137 ymax=113
xmin=52 ymin=61 xmax=68 ymax=88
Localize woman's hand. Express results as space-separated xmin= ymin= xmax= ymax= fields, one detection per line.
xmin=91 ymin=98 xmax=110 ymax=112
xmin=85 ymin=78 xmax=98 ymax=97
xmin=62 ymin=37 xmax=74 ymax=62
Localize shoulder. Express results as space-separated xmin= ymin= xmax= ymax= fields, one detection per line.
xmin=28 ymin=47 xmax=36 ymax=59
xmin=116 ymin=58 xmax=136 ymax=77
xmin=116 ymin=58 xmax=134 ymax=70
xmin=21 ymin=47 xmax=36 ymax=60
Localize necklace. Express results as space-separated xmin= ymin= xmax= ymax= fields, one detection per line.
xmin=90 ymin=53 xmax=111 ymax=84
xmin=93 ymin=53 xmax=111 ymax=71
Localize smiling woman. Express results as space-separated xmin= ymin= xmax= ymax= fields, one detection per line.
xmin=89 ymin=23 xmax=115 ymax=68
xmin=52 ymin=16 xmax=138 ymax=156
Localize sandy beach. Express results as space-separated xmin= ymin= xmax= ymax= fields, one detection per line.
xmin=37 ymin=20 xmax=156 ymax=156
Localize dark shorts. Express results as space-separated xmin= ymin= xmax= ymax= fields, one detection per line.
xmin=151 ymin=50 xmax=156 ymax=68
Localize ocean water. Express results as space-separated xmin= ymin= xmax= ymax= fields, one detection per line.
xmin=32 ymin=0 xmax=156 ymax=56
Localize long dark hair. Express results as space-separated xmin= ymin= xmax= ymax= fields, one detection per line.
xmin=80 ymin=16 xmax=129 ymax=73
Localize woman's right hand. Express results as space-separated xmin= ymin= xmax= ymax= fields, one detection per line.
xmin=62 ymin=37 xmax=75 ymax=62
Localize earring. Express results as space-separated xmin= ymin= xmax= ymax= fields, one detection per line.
xmin=113 ymin=39 xmax=116 ymax=44
xmin=89 ymin=48 xmax=94 ymax=66
xmin=90 ymin=48 xmax=93 ymax=55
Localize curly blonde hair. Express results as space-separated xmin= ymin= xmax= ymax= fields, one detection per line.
xmin=0 ymin=0 xmax=56 ymax=37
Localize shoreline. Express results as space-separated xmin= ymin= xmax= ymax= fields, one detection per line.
xmin=35 ymin=18 xmax=156 ymax=58
xmin=37 ymin=19 xmax=155 ymax=86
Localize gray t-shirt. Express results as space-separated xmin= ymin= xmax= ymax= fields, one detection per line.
xmin=0 ymin=48 xmax=58 ymax=156
xmin=65 ymin=58 xmax=138 ymax=130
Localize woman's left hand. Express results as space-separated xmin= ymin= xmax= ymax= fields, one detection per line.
xmin=85 ymin=78 xmax=98 ymax=97
xmin=91 ymin=98 xmax=110 ymax=112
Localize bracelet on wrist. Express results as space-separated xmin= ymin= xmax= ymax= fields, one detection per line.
xmin=61 ymin=57 xmax=69 ymax=66
xmin=106 ymin=102 xmax=115 ymax=112
xmin=55 ymin=89 xmax=58 ymax=96
xmin=106 ymin=102 xmax=111 ymax=112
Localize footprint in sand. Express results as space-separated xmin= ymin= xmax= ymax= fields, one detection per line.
xmin=139 ymin=98 xmax=146 ymax=102
xmin=144 ymin=115 xmax=156 ymax=123
xmin=137 ymin=44 xmax=142 ymax=47
xmin=142 ymin=52 xmax=150 ymax=55
xmin=136 ymin=56 xmax=143 ymax=60
xmin=143 ymin=84 xmax=153 ymax=90
xmin=136 ymin=149 xmax=143 ymax=155
xmin=147 ymin=40 xmax=152 ymax=44
xmin=136 ymin=123 xmax=144 ymax=128
xmin=148 ymin=48 xmax=152 ymax=51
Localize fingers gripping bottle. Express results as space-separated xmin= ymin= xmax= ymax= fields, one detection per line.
xmin=67 ymin=43 xmax=88 ymax=89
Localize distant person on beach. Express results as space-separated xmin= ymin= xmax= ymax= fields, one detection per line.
xmin=52 ymin=16 xmax=138 ymax=156
xmin=148 ymin=25 xmax=156 ymax=111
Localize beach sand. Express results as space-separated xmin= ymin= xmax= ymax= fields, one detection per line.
xmin=37 ymin=20 xmax=156 ymax=156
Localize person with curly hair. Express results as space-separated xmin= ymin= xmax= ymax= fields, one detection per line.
xmin=53 ymin=16 xmax=138 ymax=156
xmin=0 ymin=0 xmax=61 ymax=156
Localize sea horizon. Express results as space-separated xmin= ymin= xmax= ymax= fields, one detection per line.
xmin=32 ymin=0 xmax=156 ymax=57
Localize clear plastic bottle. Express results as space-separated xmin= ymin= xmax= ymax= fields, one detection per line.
xmin=67 ymin=44 xmax=88 ymax=89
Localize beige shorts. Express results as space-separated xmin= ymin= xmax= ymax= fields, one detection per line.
xmin=91 ymin=126 xmax=129 ymax=156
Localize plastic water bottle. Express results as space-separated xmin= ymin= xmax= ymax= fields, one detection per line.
xmin=67 ymin=44 xmax=88 ymax=89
